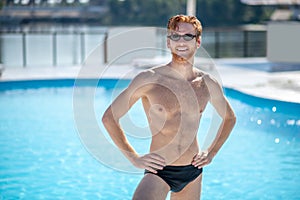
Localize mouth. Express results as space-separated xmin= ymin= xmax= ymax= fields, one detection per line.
xmin=175 ymin=47 xmax=188 ymax=52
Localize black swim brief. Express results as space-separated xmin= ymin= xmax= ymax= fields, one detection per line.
xmin=145 ymin=164 xmax=203 ymax=192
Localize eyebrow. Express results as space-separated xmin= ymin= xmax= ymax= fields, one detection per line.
xmin=170 ymin=31 xmax=196 ymax=35
xmin=170 ymin=28 xmax=196 ymax=34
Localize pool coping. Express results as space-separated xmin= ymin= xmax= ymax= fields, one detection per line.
xmin=216 ymin=58 xmax=300 ymax=104
xmin=0 ymin=58 xmax=299 ymax=104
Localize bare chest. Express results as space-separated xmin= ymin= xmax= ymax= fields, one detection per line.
xmin=144 ymin=78 xmax=209 ymax=116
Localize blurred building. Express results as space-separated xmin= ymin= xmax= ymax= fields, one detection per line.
xmin=242 ymin=0 xmax=300 ymax=64
xmin=241 ymin=0 xmax=300 ymax=21
xmin=0 ymin=0 xmax=109 ymax=25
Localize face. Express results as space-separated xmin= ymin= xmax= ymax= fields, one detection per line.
xmin=167 ymin=22 xmax=201 ymax=63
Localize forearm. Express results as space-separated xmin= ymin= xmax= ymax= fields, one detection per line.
xmin=102 ymin=109 xmax=139 ymax=163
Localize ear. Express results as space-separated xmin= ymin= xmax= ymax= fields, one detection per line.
xmin=196 ymin=37 xmax=201 ymax=48
xmin=167 ymin=38 xmax=171 ymax=49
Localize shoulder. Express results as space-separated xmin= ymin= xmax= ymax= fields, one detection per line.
xmin=193 ymin=68 xmax=220 ymax=86
xmin=193 ymin=68 xmax=224 ymax=96
xmin=193 ymin=67 xmax=206 ymax=77
xmin=132 ymin=69 xmax=154 ymax=82
xmin=127 ymin=66 xmax=163 ymax=92
xmin=131 ymin=66 xmax=162 ymax=83
xmin=134 ymin=65 xmax=167 ymax=81
xmin=193 ymin=68 xmax=213 ymax=84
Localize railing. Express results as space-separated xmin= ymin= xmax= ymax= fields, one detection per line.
xmin=0 ymin=28 xmax=108 ymax=67
xmin=202 ymin=27 xmax=266 ymax=58
xmin=0 ymin=26 xmax=266 ymax=67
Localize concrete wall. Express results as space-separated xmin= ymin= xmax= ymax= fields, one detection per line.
xmin=267 ymin=22 xmax=300 ymax=63
xmin=107 ymin=27 xmax=157 ymax=64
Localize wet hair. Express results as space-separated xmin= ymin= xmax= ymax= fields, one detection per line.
xmin=167 ymin=14 xmax=202 ymax=38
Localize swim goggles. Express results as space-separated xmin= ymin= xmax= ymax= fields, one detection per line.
xmin=167 ymin=33 xmax=196 ymax=41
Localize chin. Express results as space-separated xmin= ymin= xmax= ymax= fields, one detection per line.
xmin=172 ymin=53 xmax=192 ymax=64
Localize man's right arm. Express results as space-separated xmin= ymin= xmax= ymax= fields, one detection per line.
xmin=102 ymin=71 xmax=165 ymax=173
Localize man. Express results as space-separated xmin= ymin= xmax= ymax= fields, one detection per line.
xmin=102 ymin=14 xmax=236 ymax=200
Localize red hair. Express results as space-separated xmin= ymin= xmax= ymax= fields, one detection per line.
xmin=167 ymin=14 xmax=202 ymax=38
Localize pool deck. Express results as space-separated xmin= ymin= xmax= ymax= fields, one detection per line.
xmin=0 ymin=57 xmax=299 ymax=104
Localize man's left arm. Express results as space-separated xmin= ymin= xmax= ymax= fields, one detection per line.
xmin=192 ymin=75 xmax=236 ymax=168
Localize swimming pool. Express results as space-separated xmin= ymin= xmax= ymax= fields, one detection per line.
xmin=0 ymin=79 xmax=299 ymax=199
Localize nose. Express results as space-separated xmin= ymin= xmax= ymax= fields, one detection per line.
xmin=177 ymin=39 xmax=187 ymax=46
xmin=174 ymin=37 xmax=187 ymax=44
xmin=178 ymin=38 xmax=186 ymax=43
xmin=177 ymin=36 xmax=187 ymax=43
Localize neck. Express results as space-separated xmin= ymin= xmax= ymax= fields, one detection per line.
xmin=168 ymin=55 xmax=195 ymax=80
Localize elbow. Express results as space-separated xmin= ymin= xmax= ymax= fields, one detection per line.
xmin=231 ymin=115 xmax=237 ymax=126
xmin=226 ymin=113 xmax=236 ymax=127
xmin=102 ymin=113 xmax=109 ymax=126
xmin=225 ymin=105 xmax=236 ymax=126
xmin=102 ymin=108 xmax=114 ymax=127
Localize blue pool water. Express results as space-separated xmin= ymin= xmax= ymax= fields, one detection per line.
xmin=0 ymin=79 xmax=300 ymax=200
